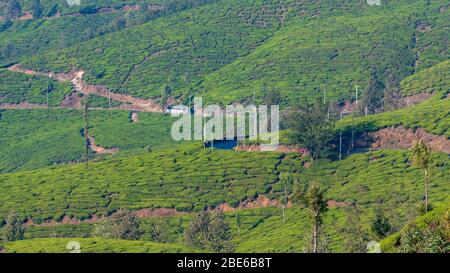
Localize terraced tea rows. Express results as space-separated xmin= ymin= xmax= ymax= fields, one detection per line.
xmin=0 ymin=146 xmax=448 ymax=225
xmin=0 ymin=109 xmax=179 ymax=172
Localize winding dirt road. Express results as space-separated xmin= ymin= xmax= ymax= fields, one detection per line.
xmin=6 ymin=65 xmax=163 ymax=113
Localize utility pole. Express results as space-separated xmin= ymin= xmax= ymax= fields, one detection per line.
xmin=253 ymin=87 xmax=256 ymax=104
xmin=46 ymin=82 xmax=49 ymax=108
xmin=188 ymin=89 xmax=192 ymax=109
xmin=203 ymin=114 xmax=206 ymax=149
xmin=355 ymin=84 xmax=359 ymax=106
xmin=340 ymin=114 xmax=343 ymax=158
xmin=283 ymin=183 xmax=287 ymax=224
xmin=108 ymin=89 xmax=111 ymax=110
xmin=351 ymin=126 xmax=354 ymax=151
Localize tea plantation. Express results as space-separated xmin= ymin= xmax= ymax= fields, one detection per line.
xmin=338 ymin=91 xmax=450 ymax=138
xmin=0 ymin=146 xmax=448 ymax=224
xmin=0 ymin=108 xmax=181 ymax=172
xmin=1 ymin=0 xmax=219 ymax=66
xmin=0 ymin=0 xmax=448 ymax=254
xmin=16 ymin=0 xmax=449 ymax=105
xmin=4 ymin=237 xmax=199 ymax=253
xmin=0 ymin=69 xmax=72 ymax=106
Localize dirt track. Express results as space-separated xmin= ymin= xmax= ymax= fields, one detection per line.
xmin=87 ymin=134 xmax=119 ymax=154
xmin=7 ymin=65 xmax=163 ymax=113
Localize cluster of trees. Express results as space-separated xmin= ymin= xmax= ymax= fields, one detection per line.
xmin=0 ymin=211 xmax=24 ymax=247
xmin=93 ymin=209 xmax=143 ymax=240
xmin=160 ymin=84 xmax=172 ymax=108
xmin=357 ymin=71 xmax=404 ymax=116
xmin=184 ymin=210 xmax=234 ymax=253
xmin=92 ymin=209 xmax=234 ymax=252
xmin=1 ymin=0 xmax=44 ymax=20
xmin=2 ymin=0 xmax=21 ymax=20
xmin=283 ymin=88 xmax=439 ymax=252
xmin=31 ymin=0 xmax=43 ymax=19
xmin=287 ymin=99 xmax=336 ymax=161
xmin=400 ymin=213 xmax=449 ymax=253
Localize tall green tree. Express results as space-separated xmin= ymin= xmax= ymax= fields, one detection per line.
xmin=0 ymin=211 xmax=24 ymax=245
xmin=371 ymin=209 xmax=392 ymax=240
xmin=160 ymin=84 xmax=172 ymax=108
xmin=149 ymin=220 xmax=170 ymax=243
xmin=340 ymin=205 xmax=368 ymax=252
xmin=359 ymin=71 xmax=384 ymax=115
xmin=185 ymin=210 xmax=209 ymax=248
xmin=279 ymin=172 xmax=292 ymax=224
xmin=263 ymin=88 xmax=281 ymax=106
xmin=185 ymin=210 xmax=234 ymax=252
xmin=92 ymin=209 xmax=143 ymax=240
xmin=293 ymin=182 xmax=328 ymax=253
xmin=235 ymin=211 xmax=241 ymax=237
xmin=411 ymin=140 xmax=433 ymax=213
xmin=288 ymin=99 xmax=335 ymax=161
xmin=31 ymin=0 xmax=43 ymax=19
xmin=207 ymin=211 xmax=234 ymax=252
xmin=5 ymin=0 xmax=21 ymax=20
xmin=383 ymin=74 xmax=403 ymax=111
xmin=1 ymin=42 xmax=16 ymax=59
xmin=83 ymin=94 xmax=93 ymax=167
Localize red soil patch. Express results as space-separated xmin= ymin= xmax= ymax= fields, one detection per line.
xmin=87 ymin=134 xmax=119 ymax=154
xmin=122 ymin=5 xmax=141 ymax=12
xmin=23 ymin=208 xmax=185 ymax=228
xmin=327 ymin=200 xmax=352 ymax=208
xmin=0 ymin=102 xmax=47 ymax=109
xmin=217 ymin=203 xmax=235 ymax=212
xmin=402 ymin=93 xmax=433 ymax=106
xmin=243 ymin=195 xmax=283 ymax=208
xmin=235 ymin=144 xmax=307 ymax=154
xmin=133 ymin=208 xmax=185 ymax=218
xmin=303 ymin=161 xmax=311 ymax=168
xmin=60 ymin=92 xmax=83 ymax=108
xmin=216 ymin=195 xmax=286 ymax=212
xmin=17 ymin=12 xmax=33 ymax=21
xmin=370 ymin=126 xmax=450 ymax=153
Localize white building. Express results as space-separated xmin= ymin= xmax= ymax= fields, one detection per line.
xmin=66 ymin=0 xmax=81 ymax=7
xmin=367 ymin=0 xmax=381 ymax=6
xmin=167 ymin=105 xmax=190 ymax=115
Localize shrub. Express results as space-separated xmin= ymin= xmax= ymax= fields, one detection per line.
xmin=371 ymin=210 xmax=392 ymax=240
xmin=149 ymin=220 xmax=170 ymax=243
xmin=92 ymin=209 xmax=143 ymax=240
xmin=0 ymin=211 xmax=24 ymax=246
xmin=185 ymin=210 xmax=234 ymax=252
xmin=400 ymin=217 xmax=449 ymax=253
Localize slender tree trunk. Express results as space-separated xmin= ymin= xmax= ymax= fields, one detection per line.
xmin=283 ymin=184 xmax=287 ymax=223
xmin=312 ymin=217 xmax=318 ymax=253
xmin=84 ymin=99 xmax=90 ymax=168
xmin=424 ymin=169 xmax=429 ymax=213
